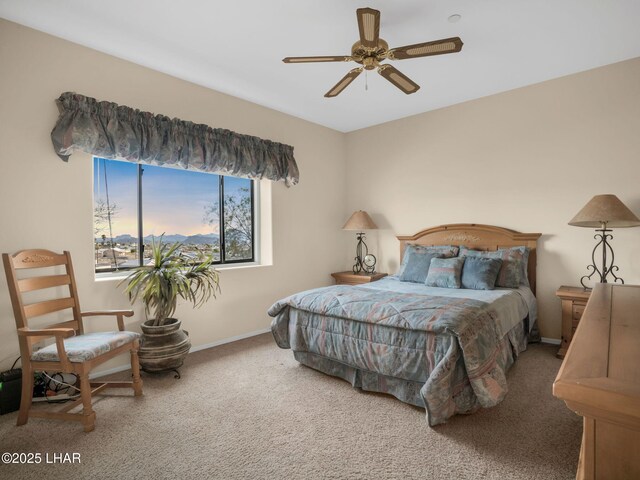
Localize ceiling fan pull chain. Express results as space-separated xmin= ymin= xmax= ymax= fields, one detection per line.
xmin=365 ymin=70 xmax=368 ymax=91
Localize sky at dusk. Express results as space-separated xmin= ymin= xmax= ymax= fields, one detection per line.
xmin=93 ymin=158 xmax=251 ymax=238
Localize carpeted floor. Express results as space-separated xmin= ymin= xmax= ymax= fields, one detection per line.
xmin=0 ymin=334 xmax=581 ymax=479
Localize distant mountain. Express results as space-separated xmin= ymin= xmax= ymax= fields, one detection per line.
xmin=144 ymin=233 xmax=219 ymax=245
xmin=94 ymin=234 xmax=137 ymax=244
xmin=119 ymin=234 xmax=138 ymax=243
xmin=96 ymin=233 xmax=219 ymax=245
xmin=183 ymin=234 xmax=219 ymax=245
xmin=143 ymin=234 xmax=188 ymax=243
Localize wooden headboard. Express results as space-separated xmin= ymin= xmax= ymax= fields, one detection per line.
xmin=397 ymin=224 xmax=542 ymax=294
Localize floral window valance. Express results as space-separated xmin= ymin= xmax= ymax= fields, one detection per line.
xmin=50 ymin=92 xmax=299 ymax=186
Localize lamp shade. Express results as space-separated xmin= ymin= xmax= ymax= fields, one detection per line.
xmin=568 ymin=194 xmax=640 ymax=228
xmin=342 ymin=210 xmax=378 ymax=230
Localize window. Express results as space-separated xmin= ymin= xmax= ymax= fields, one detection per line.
xmin=93 ymin=157 xmax=254 ymax=273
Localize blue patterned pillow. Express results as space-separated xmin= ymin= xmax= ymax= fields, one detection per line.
xmin=425 ymin=257 xmax=465 ymax=289
xmin=397 ymin=244 xmax=459 ymax=277
xmin=459 ymin=247 xmax=529 ymax=288
xmin=518 ymin=247 xmax=531 ymax=287
xmin=399 ymin=250 xmax=444 ymax=283
xmin=461 ymin=256 xmax=503 ymax=290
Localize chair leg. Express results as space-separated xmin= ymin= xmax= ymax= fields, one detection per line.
xmin=16 ymin=364 xmax=34 ymax=426
xmin=79 ymin=373 xmax=96 ymax=433
xmin=131 ymin=340 xmax=143 ymax=396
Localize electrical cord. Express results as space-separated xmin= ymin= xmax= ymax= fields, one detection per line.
xmin=9 ymin=355 xmax=84 ymax=404
xmin=41 ymin=372 xmax=81 ymax=404
xmin=10 ymin=356 xmax=20 ymax=370
xmin=43 ymin=372 xmax=81 ymax=394
xmin=10 ymin=356 xmax=81 ymax=404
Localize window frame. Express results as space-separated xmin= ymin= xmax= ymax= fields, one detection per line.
xmin=93 ymin=157 xmax=256 ymax=274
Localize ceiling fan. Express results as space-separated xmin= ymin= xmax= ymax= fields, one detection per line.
xmin=283 ymin=7 xmax=463 ymax=98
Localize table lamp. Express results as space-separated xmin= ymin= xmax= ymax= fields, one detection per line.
xmin=568 ymin=194 xmax=640 ymax=289
xmin=343 ymin=210 xmax=378 ymax=274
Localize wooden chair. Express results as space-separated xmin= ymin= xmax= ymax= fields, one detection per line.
xmin=2 ymin=249 xmax=143 ymax=432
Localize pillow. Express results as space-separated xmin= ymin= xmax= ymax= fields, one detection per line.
xmin=398 ymin=250 xmax=444 ymax=283
xmin=425 ymin=257 xmax=465 ymax=289
xmin=461 ymin=256 xmax=503 ymax=290
xmin=459 ymin=247 xmax=529 ymax=288
xmin=397 ymin=244 xmax=459 ymax=277
xmin=518 ymin=247 xmax=531 ymax=287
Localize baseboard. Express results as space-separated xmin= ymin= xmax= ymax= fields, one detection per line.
xmin=89 ymin=364 xmax=131 ymax=379
xmin=189 ymin=327 xmax=271 ymax=353
xmin=540 ymin=337 xmax=561 ymax=345
xmin=90 ymin=327 xmax=271 ymax=379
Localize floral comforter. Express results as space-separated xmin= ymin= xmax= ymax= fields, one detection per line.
xmin=269 ymin=279 xmax=532 ymax=426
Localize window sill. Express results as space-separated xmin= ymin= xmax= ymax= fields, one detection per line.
xmin=94 ymin=261 xmax=270 ymax=283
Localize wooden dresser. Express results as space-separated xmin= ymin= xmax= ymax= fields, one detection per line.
xmin=556 ymin=286 xmax=591 ymax=358
xmin=553 ymin=283 xmax=640 ymax=479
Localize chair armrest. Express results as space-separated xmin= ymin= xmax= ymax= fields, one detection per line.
xmin=17 ymin=327 xmax=75 ymax=338
xmin=81 ymin=310 xmax=134 ymax=331
xmin=17 ymin=327 xmax=74 ymax=369
xmin=81 ymin=310 xmax=134 ymax=317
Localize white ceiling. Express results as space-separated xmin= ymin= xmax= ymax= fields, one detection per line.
xmin=2 ymin=0 xmax=640 ymax=132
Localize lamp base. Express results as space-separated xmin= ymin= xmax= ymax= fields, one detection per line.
xmin=352 ymin=232 xmax=376 ymax=274
xmin=580 ymin=228 xmax=624 ymax=289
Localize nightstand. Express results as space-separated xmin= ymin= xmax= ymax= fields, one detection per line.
xmin=556 ymin=285 xmax=591 ymax=358
xmin=331 ymin=271 xmax=387 ymax=285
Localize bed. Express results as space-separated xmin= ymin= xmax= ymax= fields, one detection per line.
xmin=269 ymin=224 xmax=541 ymax=426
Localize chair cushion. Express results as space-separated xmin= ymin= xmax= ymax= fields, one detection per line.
xmin=31 ymin=331 xmax=140 ymax=363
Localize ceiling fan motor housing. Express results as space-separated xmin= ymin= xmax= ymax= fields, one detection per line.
xmin=351 ymin=39 xmax=389 ymax=70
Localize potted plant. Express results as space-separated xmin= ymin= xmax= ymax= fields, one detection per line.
xmin=120 ymin=236 xmax=220 ymax=374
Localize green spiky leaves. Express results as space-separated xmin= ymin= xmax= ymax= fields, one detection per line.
xmin=120 ymin=235 xmax=220 ymax=326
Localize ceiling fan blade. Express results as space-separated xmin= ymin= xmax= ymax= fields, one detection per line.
xmin=325 ymin=68 xmax=363 ymax=98
xmin=356 ymin=8 xmax=380 ymax=49
xmin=378 ymin=65 xmax=420 ymax=95
xmin=387 ymin=37 xmax=463 ymax=60
xmin=283 ymin=55 xmax=352 ymax=63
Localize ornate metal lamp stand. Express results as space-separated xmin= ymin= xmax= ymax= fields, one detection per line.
xmin=352 ymin=232 xmax=376 ymax=274
xmin=343 ymin=210 xmax=378 ymax=275
xmin=580 ymin=224 xmax=623 ymax=289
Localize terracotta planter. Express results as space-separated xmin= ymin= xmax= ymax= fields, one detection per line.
xmin=138 ymin=318 xmax=191 ymax=373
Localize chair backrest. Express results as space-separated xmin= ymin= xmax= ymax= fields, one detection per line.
xmin=3 ymin=249 xmax=83 ymax=354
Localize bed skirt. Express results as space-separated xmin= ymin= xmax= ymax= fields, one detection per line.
xmin=291 ymin=319 xmax=529 ymax=424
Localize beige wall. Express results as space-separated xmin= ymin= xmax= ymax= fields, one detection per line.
xmin=2 ymin=19 xmax=639 ymax=370
xmin=0 ymin=20 xmax=348 ymax=371
xmin=345 ymin=57 xmax=640 ymax=339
